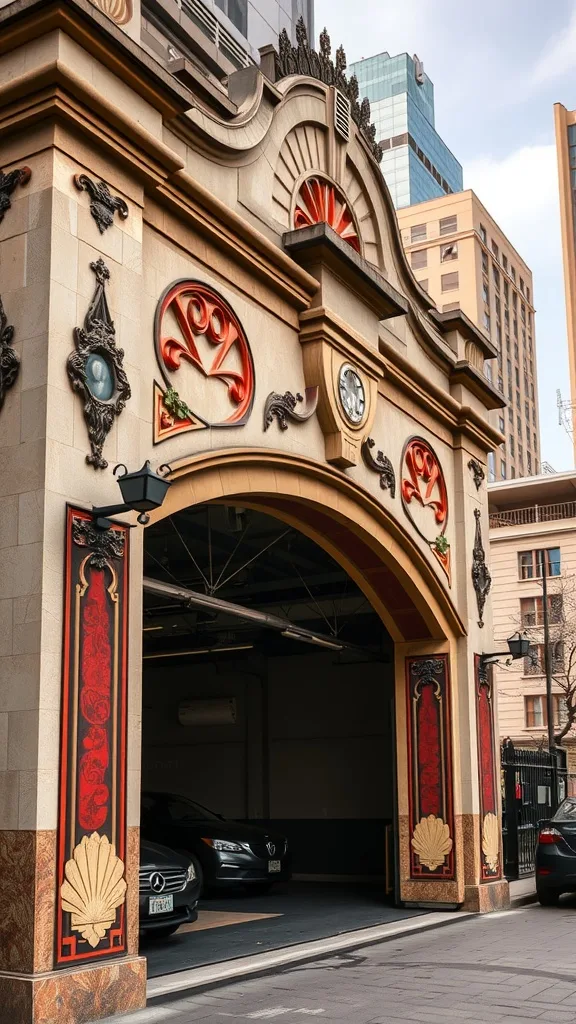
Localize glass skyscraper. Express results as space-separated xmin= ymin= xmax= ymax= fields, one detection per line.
xmin=349 ymin=52 xmax=463 ymax=209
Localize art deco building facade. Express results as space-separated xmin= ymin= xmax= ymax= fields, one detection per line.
xmin=489 ymin=472 xmax=576 ymax=770
xmin=0 ymin=0 xmax=509 ymax=1020
xmin=398 ymin=191 xmax=541 ymax=481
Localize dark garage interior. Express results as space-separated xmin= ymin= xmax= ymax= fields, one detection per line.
xmin=139 ymin=503 xmax=409 ymax=974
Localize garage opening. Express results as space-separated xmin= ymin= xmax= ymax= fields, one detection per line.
xmin=140 ymin=502 xmax=413 ymax=975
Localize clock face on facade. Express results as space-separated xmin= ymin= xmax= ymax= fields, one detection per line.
xmin=338 ymin=363 xmax=366 ymax=425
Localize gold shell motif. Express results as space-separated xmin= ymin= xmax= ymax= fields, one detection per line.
xmin=61 ymin=832 xmax=127 ymax=948
xmin=482 ymin=811 xmax=500 ymax=873
xmin=93 ymin=0 xmax=133 ymax=25
xmin=411 ymin=814 xmax=453 ymax=871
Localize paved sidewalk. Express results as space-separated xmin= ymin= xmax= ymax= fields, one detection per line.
xmin=103 ymin=899 xmax=576 ymax=1024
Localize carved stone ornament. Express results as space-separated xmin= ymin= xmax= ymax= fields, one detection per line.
xmin=263 ymin=388 xmax=319 ymax=431
xmin=60 ymin=832 xmax=127 ymax=949
xmin=294 ymin=178 xmax=360 ymax=253
xmin=481 ymin=811 xmax=500 ymax=874
xmin=72 ymin=516 xmax=126 ymax=570
xmin=275 ymin=19 xmax=382 ymax=164
xmin=411 ymin=657 xmax=444 ymax=698
xmin=74 ymin=174 xmax=129 ymax=234
xmin=411 ymin=815 xmax=453 ymax=872
xmin=472 ymin=507 xmax=492 ymax=628
xmin=401 ymin=437 xmax=451 ymax=584
xmin=67 ymin=258 xmax=131 ymax=469
xmin=0 ymin=165 xmax=31 ymax=223
xmin=468 ymin=458 xmax=485 ymax=490
xmin=0 ymin=296 xmax=19 ymax=412
xmin=92 ymin=0 xmax=133 ymax=25
xmin=361 ymin=437 xmax=396 ymax=497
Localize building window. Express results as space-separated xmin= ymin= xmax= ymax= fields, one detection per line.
xmin=504 ymin=281 xmax=509 ymax=303
xmin=493 ymin=265 xmax=500 ymax=290
xmin=482 ymin=250 xmax=488 ymax=274
xmin=498 ymin=375 xmax=504 ymax=393
xmin=518 ymin=547 xmax=561 ymax=580
xmin=480 ymin=224 xmax=487 ymax=244
xmin=515 ymin=367 xmax=520 ymax=386
xmin=527 ymin=285 xmax=531 ymax=303
xmin=527 ymin=452 xmax=532 ymax=473
xmin=512 ymin=291 xmax=518 ymax=309
xmin=518 ymin=443 xmax=523 ymax=462
xmin=525 ymin=694 xmax=562 ymax=728
xmin=441 ymin=242 xmax=458 ymax=261
xmin=496 ymin=324 xmax=502 ymax=347
xmin=500 ymin=460 xmax=506 ymax=479
xmin=533 ymin=431 xmax=538 ymax=450
xmin=525 ymin=400 xmax=530 ymax=420
xmin=411 ymin=249 xmax=427 ymax=269
xmin=483 ymin=312 xmax=491 ymax=332
xmin=411 ymin=223 xmax=427 ymax=242
xmin=499 ymin=415 xmax=505 ymax=432
xmin=520 ymin=276 xmax=525 ymax=295
xmin=511 ymin=467 xmax=516 ymax=478
xmin=487 ymin=451 xmax=495 ymax=482
xmin=439 ymin=215 xmax=457 ymax=235
xmin=511 ymin=266 xmax=516 ymax=282
xmin=441 ymin=272 xmax=459 ymax=292
xmin=507 ymin=358 xmax=512 ymax=377
xmin=442 ymin=302 xmax=459 ymax=312
xmin=491 ymin=238 xmax=499 ymax=259
xmin=514 ymin=343 xmax=519 ymax=361
xmin=482 ymin=280 xmax=490 ymax=303
xmin=509 ymin=434 xmax=515 ymax=456
xmin=503 ymin=254 xmax=508 ymax=272
xmin=517 ymin=414 xmax=522 ymax=433
xmin=516 ymin=389 xmax=521 ymax=409
xmin=521 ymin=595 xmax=563 ymax=627
xmin=508 ymin=406 xmax=513 ymax=423
xmin=513 ymin=319 xmax=518 ymax=338
xmin=506 ymin=336 xmax=511 ymax=354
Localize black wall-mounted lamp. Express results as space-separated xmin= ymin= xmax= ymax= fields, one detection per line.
xmin=92 ymin=461 xmax=172 ymax=529
xmin=480 ymin=631 xmax=530 ymax=669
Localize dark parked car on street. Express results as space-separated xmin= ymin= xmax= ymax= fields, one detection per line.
xmin=139 ymin=839 xmax=201 ymax=938
xmin=535 ymin=797 xmax=576 ymax=905
xmin=141 ymin=792 xmax=291 ymax=893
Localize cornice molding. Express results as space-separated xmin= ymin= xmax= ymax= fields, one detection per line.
xmin=299 ymin=305 xmax=386 ymax=379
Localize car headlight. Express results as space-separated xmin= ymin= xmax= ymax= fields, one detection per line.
xmin=202 ymin=837 xmax=244 ymax=852
xmin=186 ymin=862 xmax=196 ymax=883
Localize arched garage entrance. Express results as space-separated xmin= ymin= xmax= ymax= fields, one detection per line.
xmin=139 ymin=450 xmax=465 ymax=972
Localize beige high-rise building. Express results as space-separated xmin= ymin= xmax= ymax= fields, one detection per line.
xmin=397 ymin=191 xmax=541 ymax=482
xmin=554 ymin=103 xmax=576 ymax=452
xmin=488 ymin=472 xmax=576 ymax=771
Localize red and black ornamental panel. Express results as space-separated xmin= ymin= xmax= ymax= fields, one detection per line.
xmin=475 ymin=655 xmax=501 ymax=880
xmin=406 ymin=654 xmax=455 ymax=879
xmin=56 ymin=507 xmax=129 ymax=966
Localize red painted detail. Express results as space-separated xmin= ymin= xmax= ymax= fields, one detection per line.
xmin=405 ymin=654 xmax=455 ymax=879
xmin=294 ymin=177 xmax=361 ymax=253
xmin=475 ymin=655 xmax=501 ymax=881
xmin=402 ymin=439 xmax=448 ymax=527
xmin=155 ymin=282 xmax=254 ymax=428
xmin=78 ymin=570 xmax=111 ymax=832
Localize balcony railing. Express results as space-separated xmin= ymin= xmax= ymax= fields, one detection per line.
xmin=489 ymin=500 xmax=576 ymax=529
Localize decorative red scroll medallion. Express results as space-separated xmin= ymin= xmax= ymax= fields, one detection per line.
xmin=475 ymin=656 xmax=501 ymax=880
xmin=406 ymin=655 xmax=455 ymax=879
xmin=56 ymin=508 xmax=129 ymax=966
xmin=294 ymin=177 xmax=360 ymax=253
xmin=153 ymin=281 xmax=255 ymax=443
xmin=401 ymin=436 xmax=451 ymax=583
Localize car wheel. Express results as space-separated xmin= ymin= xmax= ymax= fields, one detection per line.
xmin=537 ymin=887 xmax=561 ymax=906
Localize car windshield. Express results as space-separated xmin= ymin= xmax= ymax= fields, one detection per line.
xmin=552 ymin=798 xmax=576 ymax=821
xmin=143 ymin=794 xmax=222 ymax=823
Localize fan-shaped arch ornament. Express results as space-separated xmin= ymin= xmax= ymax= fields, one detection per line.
xmin=92 ymin=0 xmax=133 ymax=24
xmin=294 ymin=177 xmax=360 ymax=253
xmin=154 ymin=281 xmax=255 ymax=443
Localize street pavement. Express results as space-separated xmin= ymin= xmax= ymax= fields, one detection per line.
xmin=105 ymin=899 xmax=576 ymax=1024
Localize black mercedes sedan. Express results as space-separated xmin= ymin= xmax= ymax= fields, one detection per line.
xmin=535 ymin=797 xmax=576 ymax=905
xmin=140 ymin=839 xmax=201 ymax=938
xmin=141 ymin=792 xmax=291 ymax=893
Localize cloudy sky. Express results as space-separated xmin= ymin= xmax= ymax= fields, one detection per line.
xmin=316 ymin=0 xmax=576 ymax=470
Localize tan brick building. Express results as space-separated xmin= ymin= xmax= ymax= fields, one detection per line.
xmin=398 ymin=191 xmax=540 ymax=482
xmin=489 ymin=472 xmax=576 ymax=767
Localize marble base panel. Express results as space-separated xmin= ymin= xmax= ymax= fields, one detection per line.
xmin=0 ymin=830 xmax=56 ymax=974
xmin=463 ymin=880 xmax=510 ymax=913
xmin=0 ymin=956 xmax=147 ymax=1024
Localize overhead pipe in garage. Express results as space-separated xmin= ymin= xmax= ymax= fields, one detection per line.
xmin=142 ymin=575 xmax=381 ymax=659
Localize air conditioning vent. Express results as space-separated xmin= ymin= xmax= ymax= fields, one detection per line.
xmin=182 ymin=0 xmax=252 ymax=69
xmin=334 ymin=89 xmax=350 ymax=142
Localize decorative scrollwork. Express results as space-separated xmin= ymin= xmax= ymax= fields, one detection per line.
xmin=361 ymin=437 xmax=395 ymax=497
xmin=411 ymin=657 xmax=444 ymax=699
xmin=401 ymin=436 xmax=450 ymax=582
xmin=263 ymin=387 xmax=318 ymax=431
xmin=0 ymin=296 xmax=19 ymax=412
xmin=74 ymin=174 xmax=129 ymax=234
xmin=72 ymin=517 xmax=126 ymax=570
xmin=468 ymin=458 xmax=485 ymax=490
xmin=472 ymin=508 xmax=492 ymax=628
xmin=275 ymin=19 xmax=382 ymax=164
xmin=67 ymin=258 xmax=131 ymax=469
xmin=0 ymin=165 xmax=31 ymax=223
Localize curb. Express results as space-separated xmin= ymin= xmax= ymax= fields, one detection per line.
xmin=147 ymin=910 xmax=475 ymax=1005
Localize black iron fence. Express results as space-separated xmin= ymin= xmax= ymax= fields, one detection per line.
xmin=501 ymin=740 xmax=567 ymax=879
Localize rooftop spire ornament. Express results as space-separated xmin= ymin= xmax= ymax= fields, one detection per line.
xmin=274 ymin=19 xmax=382 ymax=164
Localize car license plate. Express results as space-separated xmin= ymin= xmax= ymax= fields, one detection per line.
xmin=149 ymin=895 xmax=173 ymax=915
xmin=268 ymin=859 xmax=281 ymax=873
